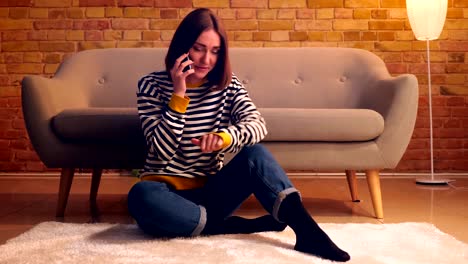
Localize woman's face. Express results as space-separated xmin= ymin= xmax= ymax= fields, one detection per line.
xmin=187 ymin=29 xmax=221 ymax=84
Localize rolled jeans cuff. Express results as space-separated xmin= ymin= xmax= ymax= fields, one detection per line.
xmin=191 ymin=205 xmax=207 ymax=236
xmin=272 ymin=187 xmax=300 ymax=222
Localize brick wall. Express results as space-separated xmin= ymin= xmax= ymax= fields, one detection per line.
xmin=1 ymin=0 xmax=467 ymax=173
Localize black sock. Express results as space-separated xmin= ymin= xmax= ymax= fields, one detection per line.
xmin=223 ymin=215 xmax=287 ymax=234
xmin=278 ymin=192 xmax=350 ymax=262
xmin=203 ymin=215 xmax=286 ymax=235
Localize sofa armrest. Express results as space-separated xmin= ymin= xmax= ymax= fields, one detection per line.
xmin=21 ymin=75 xmax=88 ymax=167
xmin=362 ymin=74 xmax=419 ymax=168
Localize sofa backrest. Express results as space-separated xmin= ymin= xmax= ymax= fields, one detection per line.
xmin=54 ymin=47 xmax=390 ymax=108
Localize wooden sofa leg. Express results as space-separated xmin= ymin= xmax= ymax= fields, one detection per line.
xmin=56 ymin=168 xmax=75 ymax=218
xmin=90 ymin=168 xmax=103 ymax=221
xmin=365 ymin=169 xmax=384 ymax=219
xmin=345 ymin=170 xmax=360 ymax=202
xmin=90 ymin=168 xmax=103 ymax=203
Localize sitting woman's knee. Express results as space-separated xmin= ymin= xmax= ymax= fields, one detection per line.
xmin=240 ymin=144 xmax=267 ymax=155
xmin=239 ymin=144 xmax=272 ymax=160
xmin=127 ymin=181 xmax=167 ymax=211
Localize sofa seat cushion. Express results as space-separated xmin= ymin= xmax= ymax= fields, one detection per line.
xmin=260 ymin=108 xmax=384 ymax=142
xmin=52 ymin=108 xmax=142 ymax=143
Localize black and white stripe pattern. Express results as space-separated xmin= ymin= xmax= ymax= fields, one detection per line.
xmin=137 ymin=71 xmax=267 ymax=179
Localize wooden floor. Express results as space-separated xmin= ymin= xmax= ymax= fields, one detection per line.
xmin=1 ymin=175 xmax=467 ymax=245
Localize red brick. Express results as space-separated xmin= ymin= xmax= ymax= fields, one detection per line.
xmin=43 ymin=53 xmax=61 ymax=63
xmin=385 ymin=63 xmax=407 ymax=74
xmin=4 ymin=53 xmax=23 ymax=63
xmin=2 ymin=31 xmax=28 ymax=41
xmin=378 ymin=32 xmax=395 ymax=41
xmin=0 ymin=99 xmax=7 ymax=108
xmin=25 ymin=161 xmax=46 ymax=172
xmin=15 ymin=150 xmax=40 ymax=161
xmin=442 ymin=119 xmax=462 ymax=128
xmin=0 ymin=75 xmax=9 ymax=86
xmin=440 ymin=41 xmax=468 ymax=51
xmin=434 ymin=139 xmax=464 ymax=149
xmin=153 ymin=0 xmax=192 ymax=7
xmin=343 ymin=31 xmax=360 ymax=41
xmin=296 ymin=9 xmax=315 ymax=19
xmin=396 ymin=159 xmax=430 ymax=171
xmin=308 ymin=0 xmax=343 ymax=8
xmin=408 ymin=138 xmax=429 ymax=149
xmin=448 ymin=53 xmax=465 ymax=63
xmin=0 ymin=139 xmax=9 ymax=149
xmin=402 ymin=149 xmax=430 ymax=160
xmin=380 ymin=0 xmax=405 ymax=8
xmin=412 ymin=127 xmax=429 ymax=138
xmin=79 ymin=0 xmax=116 ymax=6
xmin=452 ymin=108 xmax=468 ymax=117
xmin=0 ymin=120 xmax=12 ymax=130
xmin=231 ymin=0 xmax=267 ymax=8
xmin=112 ymin=18 xmax=148 ymax=29
xmin=10 ymin=139 xmax=29 ymax=149
xmin=0 ymin=162 xmax=26 ymax=171
xmin=335 ymin=8 xmax=353 ymax=19
xmin=85 ymin=31 xmax=103 ymax=40
xmin=34 ymin=0 xmax=71 ymax=7
xmin=0 ymin=108 xmax=18 ymax=119
xmin=433 ymin=160 xmax=453 ymax=171
xmin=0 ymin=20 xmax=33 ymax=30
xmin=7 ymin=63 xmax=43 ymax=74
xmin=34 ymin=20 xmax=73 ymax=29
xmin=371 ymin=9 xmax=387 ymax=19
xmin=39 ymin=42 xmax=75 ymax=52
xmin=361 ymin=31 xmax=377 ymax=41
xmin=452 ymin=160 xmax=468 ymax=171
xmin=454 ymin=0 xmax=468 ymax=7
xmin=446 ymin=97 xmax=465 ymax=106
xmin=0 ymin=0 xmax=32 ymax=7
xmin=432 ymin=107 xmax=451 ymax=117
xmin=409 ymin=63 xmax=445 ymax=74
xmin=48 ymin=30 xmax=66 ymax=40
xmin=434 ymin=128 xmax=465 ymax=138
xmin=160 ymin=9 xmax=178 ymax=19
xmin=424 ymin=95 xmax=446 ymax=106
xmin=0 ymin=150 xmax=12 ymax=161
xmin=118 ymin=0 xmax=153 ymax=6
xmin=9 ymin=7 xmax=29 ymax=19
xmin=74 ymin=20 xmax=110 ymax=30
xmin=49 ymin=9 xmax=67 ymax=19
xmin=28 ymin=31 xmax=48 ymax=40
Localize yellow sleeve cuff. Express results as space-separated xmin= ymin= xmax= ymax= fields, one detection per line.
xmin=168 ymin=94 xmax=190 ymax=113
xmin=214 ymin=132 xmax=232 ymax=149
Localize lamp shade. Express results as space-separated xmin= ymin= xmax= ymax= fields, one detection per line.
xmin=406 ymin=0 xmax=447 ymax=40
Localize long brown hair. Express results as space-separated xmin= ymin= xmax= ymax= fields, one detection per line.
xmin=165 ymin=8 xmax=231 ymax=90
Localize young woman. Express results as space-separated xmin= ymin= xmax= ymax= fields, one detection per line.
xmin=128 ymin=8 xmax=350 ymax=262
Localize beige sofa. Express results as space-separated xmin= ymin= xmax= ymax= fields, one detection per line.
xmin=22 ymin=48 xmax=418 ymax=218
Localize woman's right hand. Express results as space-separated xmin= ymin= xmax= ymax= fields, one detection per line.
xmin=170 ymin=53 xmax=194 ymax=97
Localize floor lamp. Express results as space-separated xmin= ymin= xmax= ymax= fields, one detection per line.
xmin=406 ymin=0 xmax=452 ymax=185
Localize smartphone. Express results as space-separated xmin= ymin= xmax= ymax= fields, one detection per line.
xmin=182 ymin=55 xmax=192 ymax=72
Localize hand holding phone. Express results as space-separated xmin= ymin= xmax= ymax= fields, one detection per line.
xmin=181 ymin=55 xmax=192 ymax=73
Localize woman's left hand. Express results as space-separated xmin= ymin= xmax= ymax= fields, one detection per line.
xmin=191 ymin=134 xmax=223 ymax=153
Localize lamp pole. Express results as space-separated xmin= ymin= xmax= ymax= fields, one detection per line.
xmin=406 ymin=0 xmax=452 ymax=185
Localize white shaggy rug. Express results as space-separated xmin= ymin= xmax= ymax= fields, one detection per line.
xmin=0 ymin=222 xmax=467 ymax=264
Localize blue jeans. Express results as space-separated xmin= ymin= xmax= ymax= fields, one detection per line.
xmin=127 ymin=144 xmax=298 ymax=237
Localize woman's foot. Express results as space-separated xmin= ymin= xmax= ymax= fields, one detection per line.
xmin=278 ymin=192 xmax=350 ymax=262
xmin=294 ymin=228 xmax=350 ymax=262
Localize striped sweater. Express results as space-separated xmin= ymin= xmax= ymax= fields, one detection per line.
xmin=137 ymin=71 xmax=267 ymax=183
